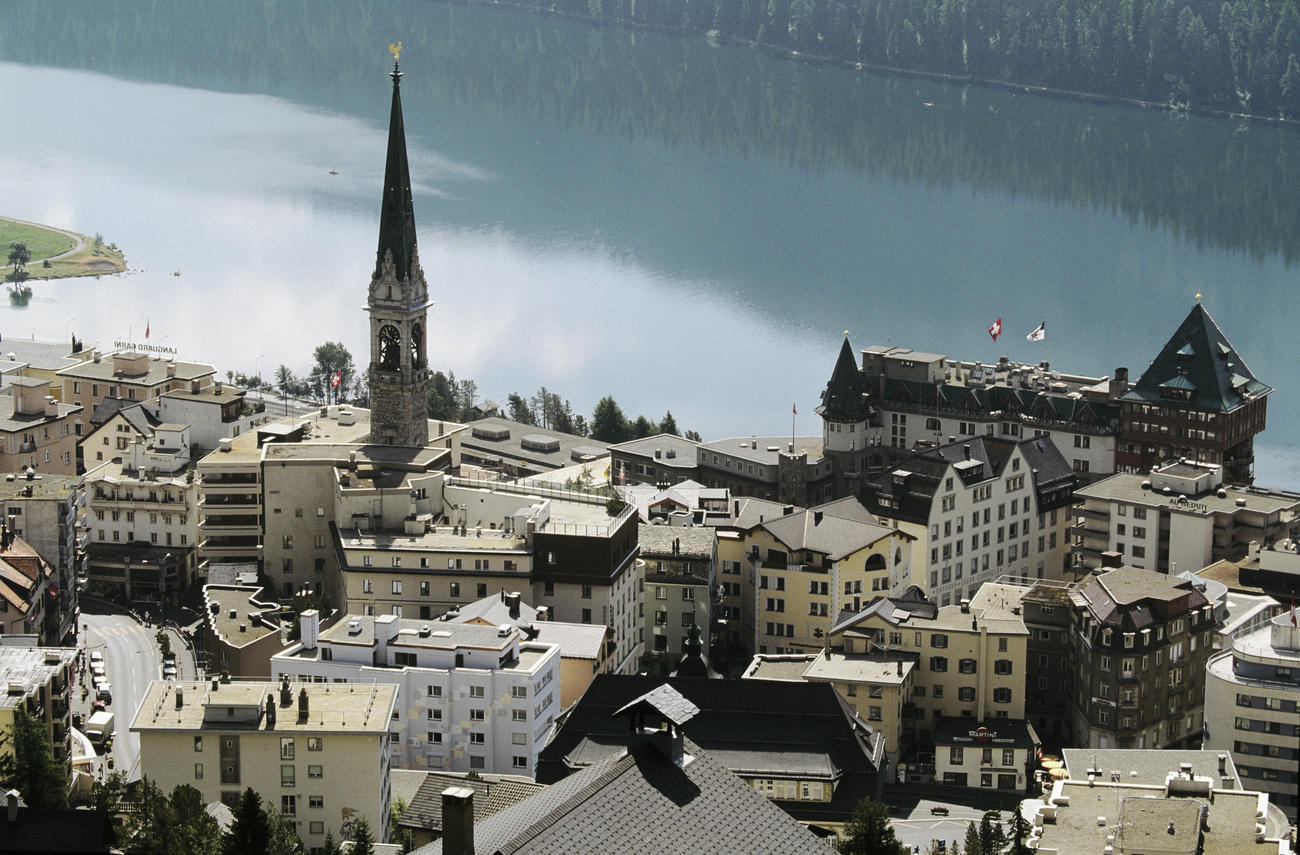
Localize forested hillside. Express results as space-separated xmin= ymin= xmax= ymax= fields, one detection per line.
xmin=538 ymin=0 xmax=1300 ymax=118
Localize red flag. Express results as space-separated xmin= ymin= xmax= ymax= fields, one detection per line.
xmin=988 ymin=317 xmax=1002 ymax=340
xmin=1291 ymin=597 xmax=1297 ymax=627
xmin=145 ymin=318 xmax=150 ymax=339
xmin=330 ymin=370 xmax=342 ymax=388
xmin=792 ymin=402 xmax=797 ymax=415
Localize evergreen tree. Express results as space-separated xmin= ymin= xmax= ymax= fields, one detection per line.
xmin=1009 ymin=807 xmax=1033 ymax=855
xmin=222 ymin=788 xmax=271 ymax=855
xmin=590 ymin=396 xmax=630 ymax=442
xmin=631 ymin=414 xmax=655 ymax=439
xmin=390 ymin=797 xmax=415 ymax=853
xmin=507 ymin=392 xmax=536 ymax=424
xmin=166 ymin=784 xmax=222 ymax=855
xmin=837 ymin=796 xmax=907 ymax=855
xmin=348 ymin=816 xmax=376 ymax=855
xmin=658 ymin=410 xmax=679 ymax=435
xmin=265 ymin=800 xmax=304 ymax=855
xmin=963 ymin=819 xmax=984 ymax=855
xmin=319 ymin=832 xmax=342 ymax=855
xmin=978 ymin=810 xmax=1008 ymax=854
xmin=0 ymin=707 xmax=68 ymax=809
xmin=310 ymin=341 xmax=354 ymax=405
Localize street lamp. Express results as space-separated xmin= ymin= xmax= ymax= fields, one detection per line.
xmin=253 ymin=353 xmax=267 ymax=392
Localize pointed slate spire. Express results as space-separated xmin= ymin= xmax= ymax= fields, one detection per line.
xmin=818 ymin=335 xmax=870 ymax=420
xmin=1123 ymin=302 xmax=1271 ymax=412
xmin=375 ymin=53 xmax=418 ymax=284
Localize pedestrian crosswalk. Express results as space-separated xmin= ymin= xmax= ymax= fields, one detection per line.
xmin=91 ymin=624 xmax=148 ymax=639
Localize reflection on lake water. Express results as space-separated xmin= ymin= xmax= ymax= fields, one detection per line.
xmin=0 ymin=0 xmax=1296 ymax=486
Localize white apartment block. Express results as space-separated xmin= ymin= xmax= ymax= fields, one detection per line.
xmin=1204 ymin=611 xmax=1300 ymax=820
xmin=272 ymin=610 xmax=560 ymax=778
xmin=83 ymin=425 xmax=198 ymax=603
xmin=866 ymin=435 xmax=1076 ymax=606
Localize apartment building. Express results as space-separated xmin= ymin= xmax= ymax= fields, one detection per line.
xmin=0 ymin=376 xmax=82 ymax=476
xmin=866 ymin=435 xmax=1076 ymax=604
xmin=932 ymin=717 xmax=1039 ymax=792
xmin=156 ymin=384 xmax=275 ymax=457
xmin=272 ymin=611 xmax=560 ymax=777
xmin=83 ymin=426 xmax=197 ymax=604
xmin=1204 ymin=610 xmax=1300 ymax=820
xmin=0 ymin=472 xmax=84 ymax=644
xmin=132 ymin=677 xmax=396 ymax=850
xmin=1069 ymin=566 xmax=1216 ymax=750
xmin=1071 ymin=459 xmax=1300 ymax=575
xmin=79 ymin=401 xmax=156 ymax=471
xmin=0 ymin=646 xmax=76 ymax=774
xmin=57 ymin=349 xmax=215 ymax=439
xmin=831 ymin=583 xmax=1028 ymax=752
xmin=742 ymin=498 xmax=913 ymax=655
xmin=638 ymin=524 xmax=715 ymax=673
xmin=337 ymin=474 xmax=643 ymax=675
xmin=744 ymin=652 xmax=914 ymax=765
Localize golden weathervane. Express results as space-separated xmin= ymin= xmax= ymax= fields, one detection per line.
xmin=388 ymin=41 xmax=403 ymax=63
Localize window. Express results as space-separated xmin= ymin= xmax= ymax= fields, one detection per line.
xmin=427 ymin=709 xmax=442 ymax=721
xmin=581 ymin=584 xmax=593 ymax=599
xmin=449 ymin=582 xmax=460 ymax=597
xmin=281 ymin=765 xmax=295 ymax=787
xmin=420 ymin=581 xmax=429 ymax=596
xmin=959 ymin=658 xmax=977 ymax=674
xmin=958 ymin=687 xmax=976 ymax=702
xmin=470 ymin=733 xmax=485 ymax=744
xmin=931 ymin=634 xmax=948 ymax=648
xmin=994 ymin=659 xmax=1013 ymax=675
xmin=930 ymin=656 xmax=948 ymax=672
xmin=308 ymin=765 xmax=322 ymax=778
xmin=470 ymin=756 xmax=485 ymax=769
xmin=950 ymin=747 xmax=964 ymax=764
xmin=581 ymin=608 xmax=592 ymax=624
xmin=513 ymin=709 xmax=527 ymax=721
xmin=470 ymin=686 xmax=485 ymax=698
xmin=281 ymin=738 xmax=295 ymax=760
xmin=281 ymin=795 xmax=296 ymax=816
xmin=194 ymin=736 xmax=203 ymax=752
xmin=194 ymin=763 xmax=203 ymax=779
xmin=308 ymin=737 xmax=322 ymax=751
xmin=392 ymin=580 xmax=402 ymax=595
xmin=363 ymin=578 xmax=373 ymax=594
xmin=470 ymin=709 xmax=485 ymax=721
xmin=309 ymin=795 xmax=324 ymax=809
xmin=993 ymin=687 xmax=1012 ymax=703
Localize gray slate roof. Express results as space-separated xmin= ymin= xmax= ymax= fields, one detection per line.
xmin=412 ymin=737 xmax=832 ymax=855
xmin=613 ymin=683 xmax=701 ymax=726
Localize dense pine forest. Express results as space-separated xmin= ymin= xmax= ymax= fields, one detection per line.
xmin=533 ymin=0 xmax=1300 ymax=118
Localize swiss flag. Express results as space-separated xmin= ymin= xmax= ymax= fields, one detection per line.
xmin=988 ymin=317 xmax=1002 ymax=341
xmin=330 ymin=370 xmax=342 ymax=389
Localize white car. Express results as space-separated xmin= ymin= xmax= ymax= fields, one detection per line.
xmin=90 ymin=662 xmax=105 ymax=678
xmin=89 ymin=651 xmax=103 ymax=664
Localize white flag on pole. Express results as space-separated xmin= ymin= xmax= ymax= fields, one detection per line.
xmin=1026 ymin=321 xmax=1046 ymax=342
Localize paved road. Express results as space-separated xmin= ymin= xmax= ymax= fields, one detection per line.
xmin=80 ymin=607 xmax=163 ymax=782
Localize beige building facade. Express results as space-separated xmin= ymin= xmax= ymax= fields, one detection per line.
xmin=132 ymin=679 xmax=396 ymax=849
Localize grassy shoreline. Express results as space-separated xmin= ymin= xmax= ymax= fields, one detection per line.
xmin=1 ymin=216 xmax=126 ymax=281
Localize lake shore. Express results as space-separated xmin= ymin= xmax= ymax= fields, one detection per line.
xmin=1 ymin=216 xmax=126 ymax=281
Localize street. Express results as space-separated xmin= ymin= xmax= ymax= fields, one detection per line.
xmin=889 ymin=800 xmax=1012 ymax=854
xmin=79 ymin=606 xmax=163 ymax=783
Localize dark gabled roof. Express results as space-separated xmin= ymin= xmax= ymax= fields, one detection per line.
xmin=535 ymin=675 xmax=880 ymax=825
xmin=613 ymin=684 xmax=700 ymax=726
xmin=1122 ymin=303 xmax=1271 ymax=412
xmin=375 ymin=60 xmax=419 ymax=284
xmin=0 ymin=804 xmax=111 ymax=853
xmin=413 ymin=738 xmax=832 ymax=855
xmin=818 ymin=337 xmax=871 ymax=421
xmin=90 ymin=398 xmax=158 ymax=432
xmin=398 ymin=772 xmax=545 ymax=834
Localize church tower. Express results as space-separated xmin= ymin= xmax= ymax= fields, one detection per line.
xmin=818 ymin=335 xmax=875 ymax=499
xmin=367 ymin=47 xmax=430 ymax=448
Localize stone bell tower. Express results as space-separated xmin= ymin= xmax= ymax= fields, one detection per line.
xmin=367 ymin=45 xmax=430 ymax=448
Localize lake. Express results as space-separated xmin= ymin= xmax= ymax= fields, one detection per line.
xmin=1 ymin=0 xmax=1297 ymax=486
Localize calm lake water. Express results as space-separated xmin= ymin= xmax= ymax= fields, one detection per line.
xmin=1 ymin=1 xmax=1298 ymax=486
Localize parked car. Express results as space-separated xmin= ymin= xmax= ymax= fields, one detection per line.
xmin=89 ymin=651 xmax=103 ymax=664
xmin=90 ymin=662 xmax=105 ymax=678
xmin=96 ymin=682 xmax=112 ymax=704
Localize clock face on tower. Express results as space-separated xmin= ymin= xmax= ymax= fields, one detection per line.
xmin=379 ymin=324 xmax=401 ymax=369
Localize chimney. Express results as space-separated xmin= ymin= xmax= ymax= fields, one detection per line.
xmin=300 ymin=609 xmax=321 ymax=650
xmin=963 ymin=444 xmax=971 ymax=460
xmin=265 ymin=694 xmax=277 ymax=727
xmin=6 ymin=790 xmax=17 ymax=824
xmin=280 ymin=678 xmax=293 ymax=708
xmin=297 ymin=687 xmax=309 ymax=722
xmin=175 ymin=686 xmax=184 ymax=709
xmin=507 ymin=592 xmax=521 ymax=619
xmin=814 ymin=510 xmax=824 ymax=525
xmin=441 ymin=787 xmax=476 ymax=855
xmin=896 ymin=660 xmax=902 ymax=676
xmin=1218 ymin=754 xmax=1227 ymax=775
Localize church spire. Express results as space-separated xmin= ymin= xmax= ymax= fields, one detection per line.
xmin=375 ymin=46 xmax=418 ymax=284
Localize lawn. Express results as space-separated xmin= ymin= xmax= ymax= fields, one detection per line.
xmin=1 ymin=216 xmax=125 ymax=280
xmin=0 ymin=218 xmax=75 ymax=261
